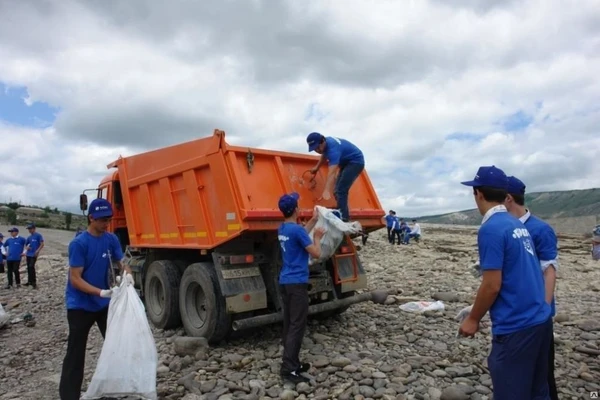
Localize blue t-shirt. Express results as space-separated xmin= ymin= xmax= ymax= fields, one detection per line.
xmin=524 ymin=214 xmax=559 ymax=316
xmin=478 ymin=211 xmax=550 ymax=335
xmin=4 ymin=236 xmax=27 ymax=261
xmin=25 ymin=232 xmax=44 ymax=257
xmin=278 ymin=222 xmax=313 ymax=285
xmin=65 ymin=231 xmax=124 ymax=312
xmin=385 ymin=215 xmax=396 ymax=227
xmin=324 ymin=137 xmax=365 ymax=167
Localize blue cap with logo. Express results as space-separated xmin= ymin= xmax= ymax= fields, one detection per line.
xmin=306 ymin=132 xmax=324 ymax=152
xmin=88 ymin=198 xmax=114 ymax=219
xmin=278 ymin=192 xmax=300 ymax=216
xmin=461 ymin=165 xmax=509 ymax=190
xmin=26 ymin=222 xmax=36 ymax=229
xmin=8 ymin=227 xmax=19 ymax=233
xmin=507 ymin=176 xmax=526 ymax=195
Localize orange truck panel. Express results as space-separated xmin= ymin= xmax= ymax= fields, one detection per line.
xmin=107 ymin=130 xmax=384 ymax=249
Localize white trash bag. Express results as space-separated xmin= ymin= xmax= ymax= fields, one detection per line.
xmin=0 ymin=302 xmax=10 ymax=329
xmin=399 ymin=300 xmax=445 ymax=313
xmin=82 ymin=276 xmax=158 ymax=400
xmin=308 ymin=206 xmax=362 ymax=265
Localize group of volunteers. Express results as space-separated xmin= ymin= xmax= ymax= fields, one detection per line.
xmin=384 ymin=211 xmax=422 ymax=245
xmin=458 ymin=165 xmax=559 ymax=400
xmin=0 ymin=223 xmax=44 ymax=289
xmin=48 ymin=129 xmax=563 ymax=399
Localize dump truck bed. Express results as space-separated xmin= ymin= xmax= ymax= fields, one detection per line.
xmin=108 ymin=130 xmax=384 ymax=249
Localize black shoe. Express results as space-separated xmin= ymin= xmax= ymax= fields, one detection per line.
xmin=32 ymin=284 xmax=37 ymax=289
xmin=298 ymin=363 xmax=311 ymax=373
xmin=3 ymin=285 xmax=11 ymax=290
xmin=281 ymin=370 xmax=310 ymax=384
xmin=23 ymin=282 xmax=31 ymax=286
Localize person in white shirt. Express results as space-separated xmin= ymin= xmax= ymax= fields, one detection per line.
xmin=403 ymin=219 xmax=422 ymax=244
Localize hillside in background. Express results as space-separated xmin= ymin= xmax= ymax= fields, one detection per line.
xmin=0 ymin=202 xmax=86 ymax=231
xmin=417 ymin=188 xmax=600 ymax=234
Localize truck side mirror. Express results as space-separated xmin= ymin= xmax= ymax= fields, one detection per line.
xmin=80 ymin=194 xmax=88 ymax=211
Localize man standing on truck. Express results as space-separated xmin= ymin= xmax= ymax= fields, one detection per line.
xmin=307 ymin=132 xmax=365 ymax=222
xmin=459 ymin=165 xmax=552 ymax=400
xmin=24 ymin=222 xmax=44 ymax=289
xmin=59 ymin=198 xmax=134 ymax=400
xmin=504 ymin=175 xmax=559 ymax=400
xmin=277 ymin=192 xmax=325 ymax=383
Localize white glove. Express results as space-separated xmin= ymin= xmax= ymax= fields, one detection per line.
xmin=99 ymin=289 xmax=113 ymax=298
xmin=125 ymin=273 xmax=134 ymax=286
xmin=455 ymin=305 xmax=473 ymax=323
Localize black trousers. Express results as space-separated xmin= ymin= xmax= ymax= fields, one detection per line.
xmin=26 ymin=256 xmax=37 ymax=285
xmin=6 ymin=260 xmax=21 ymax=286
xmin=280 ymin=284 xmax=308 ymax=375
xmin=386 ymin=227 xmax=393 ymax=243
xmin=391 ymin=229 xmax=402 ymax=244
xmin=549 ymin=325 xmax=558 ymax=400
xmin=59 ymin=307 xmax=108 ymax=400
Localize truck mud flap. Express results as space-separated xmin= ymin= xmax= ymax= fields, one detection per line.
xmin=334 ymin=256 xmax=367 ymax=294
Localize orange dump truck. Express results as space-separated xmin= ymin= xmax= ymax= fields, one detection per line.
xmin=79 ymin=129 xmax=385 ymax=343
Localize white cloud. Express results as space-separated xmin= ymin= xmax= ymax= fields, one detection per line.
xmin=0 ymin=0 xmax=599 ymax=216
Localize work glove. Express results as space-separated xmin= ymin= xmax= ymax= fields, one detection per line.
xmin=125 ymin=273 xmax=134 ymax=286
xmin=455 ymin=305 xmax=473 ymax=323
xmin=100 ymin=289 xmax=113 ymax=298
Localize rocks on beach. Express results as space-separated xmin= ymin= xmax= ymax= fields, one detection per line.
xmin=0 ymin=224 xmax=599 ymax=399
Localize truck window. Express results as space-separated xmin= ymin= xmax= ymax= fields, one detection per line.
xmin=113 ymin=181 xmax=123 ymax=206
xmin=98 ymin=187 xmax=108 ymax=199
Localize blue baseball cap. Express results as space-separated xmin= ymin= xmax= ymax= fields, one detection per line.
xmin=26 ymin=222 xmax=36 ymax=229
xmin=278 ymin=192 xmax=300 ymax=216
xmin=8 ymin=227 xmax=18 ymax=233
xmin=461 ymin=165 xmax=508 ymax=190
xmin=306 ymin=132 xmax=324 ymax=152
xmin=507 ymin=176 xmax=526 ymax=195
xmin=88 ymin=198 xmax=114 ymax=219
xmin=0 ymin=233 xmax=4 ymax=238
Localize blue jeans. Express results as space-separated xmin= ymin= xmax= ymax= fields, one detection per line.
xmin=404 ymin=232 xmax=420 ymax=244
xmin=334 ymin=163 xmax=364 ymax=221
xmin=488 ymin=318 xmax=552 ymax=400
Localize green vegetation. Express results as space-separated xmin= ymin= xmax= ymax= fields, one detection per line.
xmin=418 ymin=188 xmax=600 ymax=226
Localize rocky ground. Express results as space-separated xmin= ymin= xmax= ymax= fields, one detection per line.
xmin=1 ymin=224 xmax=599 ymax=400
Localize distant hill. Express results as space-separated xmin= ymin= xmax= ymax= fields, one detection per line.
xmin=417 ymin=188 xmax=600 ymax=234
xmin=0 ymin=202 xmax=86 ymax=231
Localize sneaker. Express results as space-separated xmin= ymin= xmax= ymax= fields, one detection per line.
xmin=298 ymin=362 xmax=311 ymax=373
xmin=3 ymin=285 xmax=11 ymax=290
xmin=23 ymin=282 xmax=31 ymax=286
xmin=281 ymin=370 xmax=310 ymax=384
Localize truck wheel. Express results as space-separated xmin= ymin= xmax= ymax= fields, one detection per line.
xmin=144 ymin=260 xmax=182 ymax=329
xmin=179 ymin=262 xmax=231 ymax=343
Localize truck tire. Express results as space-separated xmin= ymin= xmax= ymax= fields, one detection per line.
xmin=179 ymin=262 xmax=231 ymax=343
xmin=144 ymin=260 xmax=182 ymax=329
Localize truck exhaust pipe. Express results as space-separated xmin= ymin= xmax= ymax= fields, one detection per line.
xmin=231 ymin=290 xmax=389 ymax=331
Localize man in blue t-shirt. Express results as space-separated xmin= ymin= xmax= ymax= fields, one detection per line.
xmin=459 ymin=165 xmax=552 ymax=400
xmin=59 ymin=198 xmax=134 ymax=400
xmin=24 ymin=222 xmax=44 ymax=289
xmin=0 ymin=233 xmax=6 ymax=276
xmin=306 ymin=132 xmax=365 ymax=222
xmin=505 ymin=175 xmax=559 ymax=400
xmin=277 ymin=192 xmax=325 ymax=384
xmin=3 ymin=227 xmax=26 ymax=289
xmin=384 ymin=210 xmax=397 ymax=243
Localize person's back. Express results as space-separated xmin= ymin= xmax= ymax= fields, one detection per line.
xmin=324 ymin=137 xmax=364 ymax=167
xmin=480 ymin=212 xmax=550 ymax=335
xmin=278 ymin=223 xmax=312 ymax=285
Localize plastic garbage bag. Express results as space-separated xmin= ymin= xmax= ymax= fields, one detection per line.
xmin=308 ymin=206 xmax=362 ymax=265
xmin=399 ymin=300 xmax=445 ymax=313
xmin=0 ymin=302 xmax=10 ymax=329
xmin=82 ymin=276 xmax=158 ymax=400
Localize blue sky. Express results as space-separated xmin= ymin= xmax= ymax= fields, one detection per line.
xmin=0 ymin=82 xmax=59 ymax=128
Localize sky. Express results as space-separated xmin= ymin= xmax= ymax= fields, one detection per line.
xmin=1 ymin=0 xmax=599 ymax=217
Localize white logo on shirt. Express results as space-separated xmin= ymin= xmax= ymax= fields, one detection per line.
xmin=278 ymin=234 xmax=289 ymax=253
xmin=512 ymin=228 xmax=535 ymax=256
xmin=102 ymin=252 xmax=108 ymax=258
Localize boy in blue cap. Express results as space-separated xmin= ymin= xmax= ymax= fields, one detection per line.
xmin=306 ymin=132 xmax=365 ymax=222
xmin=24 ymin=222 xmax=44 ymax=289
xmin=3 ymin=227 xmax=26 ymax=289
xmin=459 ymin=166 xmax=552 ymax=400
xmin=504 ymin=175 xmax=559 ymax=400
xmin=0 ymin=233 xmax=5 ymax=275
xmin=59 ymin=198 xmax=134 ymax=400
xmin=277 ymin=192 xmax=325 ymax=383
